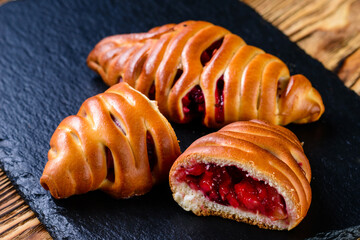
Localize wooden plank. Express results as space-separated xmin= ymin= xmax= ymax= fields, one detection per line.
xmin=242 ymin=0 xmax=360 ymax=94
xmin=0 ymin=170 xmax=52 ymax=240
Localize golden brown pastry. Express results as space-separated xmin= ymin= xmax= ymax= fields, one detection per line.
xmin=169 ymin=120 xmax=311 ymax=230
xmin=87 ymin=20 xmax=324 ymax=128
xmin=40 ymin=82 xmax=181 ymax=199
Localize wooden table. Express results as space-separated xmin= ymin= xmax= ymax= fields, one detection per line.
xmin=243 ymin=0 xmax=360 ymax=94
xmin=0 ymin=0 xmax=359 ymax=239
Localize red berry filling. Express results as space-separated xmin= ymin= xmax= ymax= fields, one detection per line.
xmin=182 ymin=85 xmax=205 ymax=120
xmin=200 ymin=38 xmax=223 ymax=66
xmin=176 ymin=163 xmax=288 ymax=221
xmin=110 ymin=113 xmax=126 ymax=135
xmin=148 ymin=82 xmax=156 ymax=100
xmin=277 ymin=81 xmax=283 ymax=98
xmin=172 ymin=69 xmax=183 ymax=88
xmin=277 ymin=78 xmax=290 ymax=99
xmin=215 ymin=76 xmax=225 ymax=123
xmin=146 ymin=131 xmax=157 ymax=171
xmin=105 ymin=146 xmax=115 ymax=182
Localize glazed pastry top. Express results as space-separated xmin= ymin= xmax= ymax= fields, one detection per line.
xmin=40 ymin=83 xmax=181 ymax=199
xmin=88 ymin=20 xmax=325 ymax=128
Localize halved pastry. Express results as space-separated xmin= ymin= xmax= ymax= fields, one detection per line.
xmin=87 ymin=20 xmax=324 ymax=128
xmin=169 ymin=120 xmax=311 ymax=230
xmin=40 ymin=83 xmax=181 ymax=199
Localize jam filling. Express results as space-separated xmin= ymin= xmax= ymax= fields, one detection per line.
xmin=277 ymin=81 xmax=283 ymax=99
xmin=176 ymin=163 xmax=288 ymax=221
xmin=148 ymin=82 xmax=156 ymax=100
xmin=215 ymin=76 xmax=225 ymax=123
xmin=181 ymin=76 xmax=225 ymax=123
xmin=200 ymin=38 xmax=224 ymax=66
xmin=110 ymin=113 xmax=126 ymax=135
xmin=117 ymin=76 xmax=123 ymax=83
xmin=182 ymin=85 xmax=205 ymax=120
xmin=105 ymin=146 xmax=115 ymax=182
xmin=146 ymin=131 xmax=157 ymax=171
xmin=276 ymin=78 xmax=289 ymax=99
xmin=172 ymin=69 xmax=183 ymax=88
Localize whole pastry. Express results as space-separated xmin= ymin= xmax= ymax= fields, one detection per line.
xmin=169 ymin=120 xmax=311 ymax=230
xmin=40 ymin=82 xmax=181 ymax=199
xmin=87 ymin=20 xmax=324 ymax=128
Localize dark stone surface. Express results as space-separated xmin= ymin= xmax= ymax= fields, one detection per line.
xmin=0 ymin=0 xmax=359 ymax=239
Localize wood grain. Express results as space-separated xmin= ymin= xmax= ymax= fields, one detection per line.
xmin=0 ymin=170 xmax=52 ymax=240
xmin=242 ymin=0 xmax=360 ymax=94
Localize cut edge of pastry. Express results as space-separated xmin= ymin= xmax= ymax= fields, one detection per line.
xmin=169 ymin=155 xmax=302 ymax=231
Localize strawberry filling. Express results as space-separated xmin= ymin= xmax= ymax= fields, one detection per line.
xmin=180 ymin=37 xmax=224 ymax=121
xmin=105 ymin=146 xmax=115 ymax=182
xmin=148 ymin=69 xmax=182 ymax=102
xmin=200 ymin=38 xmax=223 ymax=66
xmin=146 ymin=131 xmax=157 ymax=171
xmin=172 ymin=69 xmax=183 ymax=88
xmin=215 ymin=76 xmax=225 ymax=123
xmin=182 ymin=85 xmax=205 ymax=121
xmin=148 ymin=82 xmax=156 ymax=100
xmin=110 ymin=113 xmax=126 ymax=135
xmin=176 ymin=163 xmax=288 ymax=221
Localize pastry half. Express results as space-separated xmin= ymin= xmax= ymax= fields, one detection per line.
xmin=88 ymin=20 xmax=324 ymax=128
xmin=169 ymin=120 xmax=311 ymax=230
xmin=40 ymin=82 xmax=181 ymax=199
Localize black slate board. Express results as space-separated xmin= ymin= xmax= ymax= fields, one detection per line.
xmin=0 ymin=0 xmax=359 ymax=239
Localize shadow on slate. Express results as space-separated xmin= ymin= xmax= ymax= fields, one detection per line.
xmin=0 ymin=0 xmax=359 ymax=239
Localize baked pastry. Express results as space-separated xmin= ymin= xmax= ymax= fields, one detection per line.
xmin=169 ymin=120 xmax=311 ymax=230
xmin=40 ymin=82 xmax=181 ymax=199
xmin=87 ymin=20 xmax=324 ymax=128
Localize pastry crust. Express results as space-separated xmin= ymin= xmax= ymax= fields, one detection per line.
xmin=40 ymin=83 xmax=181 ymax=199
xmin=88 ymin=20 xmax=324 ymax=128
xmin=169 ymin=120 xmax=311 ymax=230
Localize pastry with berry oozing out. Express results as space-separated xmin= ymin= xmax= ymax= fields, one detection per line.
xmin=87 ymin=20 xmax=324 ymax=128
xmin=169 ymin=120 xmax=311 ymax=230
